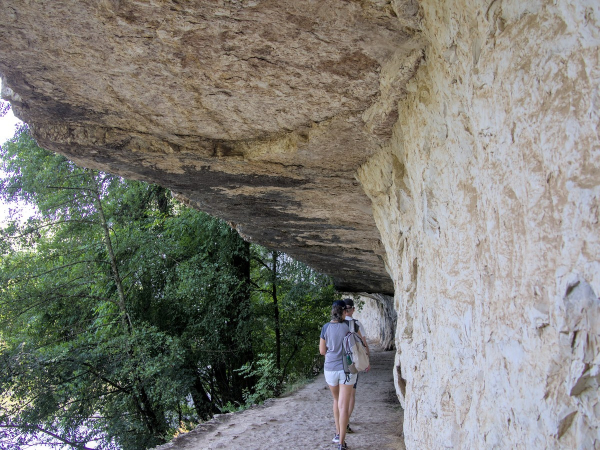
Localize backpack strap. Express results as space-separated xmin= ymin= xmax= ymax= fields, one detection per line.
xmin=348 ymin=319 xmax=356 ymax=333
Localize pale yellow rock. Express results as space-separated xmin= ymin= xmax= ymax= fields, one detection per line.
xmin=350 ymin=293 xmax=397 ymax=351
xmin=357 ymin=0 xmax=600 ymax=448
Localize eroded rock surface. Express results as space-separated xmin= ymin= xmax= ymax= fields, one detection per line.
xmin=0 ymin=0 xmax=424 ymax=293
xmin=357 ymin=1 xmax=600 ymax=447
xmin=352 ymin=293 xmax=397 ymax=351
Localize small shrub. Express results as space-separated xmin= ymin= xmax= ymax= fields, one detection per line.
xmin=236 ymin=353 xmax=282 ymax=406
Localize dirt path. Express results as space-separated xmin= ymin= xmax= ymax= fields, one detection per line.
xmin=158 ymin=343 xmax=405 ymax=450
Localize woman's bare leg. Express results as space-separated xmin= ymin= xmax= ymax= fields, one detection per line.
xmin=348 ymin=387 xmax=356 ymax=419
xmin=338 ymin=383 xmax=354 ymax=445
xmin=328 ymin=384 xmax=340 ymax=435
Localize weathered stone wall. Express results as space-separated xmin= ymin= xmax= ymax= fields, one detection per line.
xmin=350 ymin=294 xmax=397 ymax=351
xmin=358 ymin=0 xmax=600 ymax=448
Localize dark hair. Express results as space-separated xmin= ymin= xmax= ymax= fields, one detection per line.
xmin=331 ymin=304 xmax=345 ymax=323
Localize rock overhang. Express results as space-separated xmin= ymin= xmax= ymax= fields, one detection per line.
xmin=0 ymin=0 xmax=425 ymax=294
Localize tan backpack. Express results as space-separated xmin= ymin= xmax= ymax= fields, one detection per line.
xmin=342 ymin=320 xmax=370 ymax=376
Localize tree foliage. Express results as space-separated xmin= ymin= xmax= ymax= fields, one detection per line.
xmin=250 ymin=248 xmax=334 ymax=387
xmin=0 ymin=100 xmax=10 ymax=118
xmin=0 ymin=129 xmax=335 ymax=449
xmin=0 ymin=130 xmax=253 ymax=449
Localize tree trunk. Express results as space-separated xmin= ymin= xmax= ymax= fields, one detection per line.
xmin=191 ymin=374 xmax=217 ymax=420
xmin=88 ymin=171 xmax=168 ymax=439
xmin=272 ymin=250 xmax=281 ymax=371
xmin=88 ymin=172 xmax=133 ymax=333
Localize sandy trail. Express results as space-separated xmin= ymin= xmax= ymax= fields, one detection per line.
xmin=158 ymin=343 xmax=405 ymax=450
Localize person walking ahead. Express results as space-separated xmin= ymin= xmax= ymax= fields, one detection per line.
xmin=320 ymin=300 xmax=354 ymax=450
xmin=343 ymin=298 xmax=370 ymax=434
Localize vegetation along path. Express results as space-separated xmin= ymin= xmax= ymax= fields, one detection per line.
xmin=157 ymin=343 xmax=404 ymax=450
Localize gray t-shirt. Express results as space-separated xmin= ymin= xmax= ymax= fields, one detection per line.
xmin=320 ymin=320 xmax=360 ymax=371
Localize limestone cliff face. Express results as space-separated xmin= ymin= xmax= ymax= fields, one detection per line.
xmin=1 ymin=0 xmax=599 ymax=448
xmin=351 ymin=294 xmax=397 ymax=351
xmin=357 ymin=0 xmax=600 ymax=447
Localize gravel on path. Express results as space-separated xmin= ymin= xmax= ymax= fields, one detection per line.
xmin=157 ymin=343 xmax=405 ymax=449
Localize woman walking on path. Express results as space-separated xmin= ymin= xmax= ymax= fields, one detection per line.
xmin=156 ymin=340 xmax=405 ymax=450
xmin=320 ymin=300 xmax=355 ymax=450
xmin=343 ymin=298 xmax=370 ymax=434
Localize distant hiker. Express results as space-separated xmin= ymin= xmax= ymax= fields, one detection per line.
xmin=343 ymin=298 xmax=370 ymax=433
xmin=320 ymin=300 xmax=354 ymax=450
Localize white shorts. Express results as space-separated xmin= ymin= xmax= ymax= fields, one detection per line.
xmin=325 ymin=369 xmax=357 ymax=386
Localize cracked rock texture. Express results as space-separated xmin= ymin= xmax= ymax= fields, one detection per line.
xmin=351 ymin=293 xmax=398 ymax=351
xmin=357 ymin=0 xmax=600 ymax=448
xmin=0 ymin=0 xmax=425 ymax=294
xmin=1 ymin=0 xmax=599 ymax=448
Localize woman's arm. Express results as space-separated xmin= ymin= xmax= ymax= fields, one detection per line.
xmin=319 ymin=337 xmax=327 ymax=356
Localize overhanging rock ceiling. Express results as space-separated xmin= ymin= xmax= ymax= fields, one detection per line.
xmin=0 ymin=0 xmax=425 ymax=294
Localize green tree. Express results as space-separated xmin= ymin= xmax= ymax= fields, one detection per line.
xmin=0 ymin=127 xmax=337 ymax=449
xmin=0 ymin=129 xmax=252 ymax=449
xmin=249 ymin=246 xmax=335 ymax=391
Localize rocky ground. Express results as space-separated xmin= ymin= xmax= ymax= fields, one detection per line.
xmin=157 ymin=343 xmax=404 ymax=450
